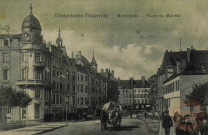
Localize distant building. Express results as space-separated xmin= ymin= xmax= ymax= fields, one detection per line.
xmin=100 ymin=69 xmax=118 ymax=103
xmin=118 ymin=77 xmax=150 ymax=110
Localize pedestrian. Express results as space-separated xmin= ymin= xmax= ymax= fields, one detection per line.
xmin=181 ymin=115 xmax=195 ymax=135
xmin=144 ymin=111 xmax=147 ymax=119
xmin=174 ymin=114 xmax=183 ymax=135
xmin=162 ymin=110 xmax=173 ymax=135
xmin=100 ymin=110 xmax=108 ymax=131
xmin=195 ymin=109 xmax=208 ymax=135
xmin=130 ymin=110 xmax=133 ymax=118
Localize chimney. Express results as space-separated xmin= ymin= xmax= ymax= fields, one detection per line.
xmin=130 ymin=77 xmax=134 ymax=88
xmin=191 ymin=45 xmax=194 ymax=50
xmin=187 ymin=48 xmax=191 ymax=64
xmin=72 ymin=51 xmax=74 ymax=59
xmin=181 ymin=59 xmax=187 ymax=69
xmin=176 ymin=61 xmax=181 ymax=74
xmin=141 ymin=76 xmax=145 ymax=86
xmin=111 ymin=70 xmax=114 ymax=77
xmin=77 ymin=51 xmax=82 ymax=59
xmin=101 ymin=69 xmax=104 ymax=74
xmin=118 ymin=77 xmax=121 ymax=85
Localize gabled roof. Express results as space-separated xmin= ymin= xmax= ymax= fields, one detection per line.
xmin=158 ymin=49 xmax=208 ymax=75
xmin=163 ymin=63 xmax=208 ymax=84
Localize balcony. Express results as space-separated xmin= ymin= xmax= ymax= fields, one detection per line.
xmin=16 ymin=79 xmax=51 ymax=86
xmin=33 ymin=61 xmax=46 ymax=67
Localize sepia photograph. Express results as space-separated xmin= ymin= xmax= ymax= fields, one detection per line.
xmin=0 ymin=0 xmax=208 ymax=135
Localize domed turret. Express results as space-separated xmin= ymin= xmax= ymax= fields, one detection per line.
xmin=21 ymin=4 xmax=42 ymax=44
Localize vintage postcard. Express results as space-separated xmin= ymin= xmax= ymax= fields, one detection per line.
xmin=0 ymin=0 xmax=208 ymax=135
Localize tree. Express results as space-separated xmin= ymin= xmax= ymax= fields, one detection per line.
xmin=185 ymin=81 xmax=208 ymax=108
xmin=0 ymin=85 xmax=32 ymax=121
xmin=0 ymin=85 xmax=32 ymax=107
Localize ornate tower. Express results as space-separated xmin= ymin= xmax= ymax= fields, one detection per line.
xmin=56 ymin=27 xmax=63 ymax=47
xmin=91 ymin=50 xmax=98 ymax=71
xmin=21 ymin=4 xmax=42 ymax=44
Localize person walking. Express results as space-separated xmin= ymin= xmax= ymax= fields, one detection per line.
xmin=162 ymin=110 xmax=173 ymax=135
xmin=196 ymin=110 xmax=208 ymax=135
xmin=174 ymin=114 xmax=183 ymax=135
xmin=144 ymin=111 xmax=147 ymax=119
xmin=181 ymin=115 xmax=195 ymax=135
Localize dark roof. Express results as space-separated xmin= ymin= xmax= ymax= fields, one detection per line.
xmin=163 ymin=64 xmax=208 ymax=84
xmin=91 ymin=55 xmax=97 ymax=66
xmin=158 ymin=50 xmax=187 ymax=75
xmin=119 ymin=80 xmax=150 ymax=89
xmin=0 ymin=34 xmax=22 ymax=39
xmin=158 ymin=49 xmax=208 ymax=75
xmin=75 ymin=64 xmax=88 ymax=73
xmin=79 ymin=55 xmax=91 ymax=67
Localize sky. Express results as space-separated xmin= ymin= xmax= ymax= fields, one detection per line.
xmin=0 ymin=0 xmax=208 ymax=79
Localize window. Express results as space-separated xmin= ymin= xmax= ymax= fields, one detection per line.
xmin=67 ymin=71 xmax=70 ymax=80
xmin=72 ymin=75 xmax=75 ymax=81
xmin=35 ymin=53 xmax=41 ymax=62
xmin=67 ymin=85 xmax=70 ymax=91
xmin=73 ymin=85 xmax=75 ymax=92
xmin=6 ymin=107 xmax=11 ymax=114
xmin=35 ymin=88 xmax=41 ymax=98
xmin=85 ymin=75 xmax=88 ymax=81
xmin=177 ymin=80 xmax=180 ymax=91
xmin=4 ymin=40 xmax=9 ymax=46
xmin=21 ymin=69 xmax=27 ymax=80
xmin=53 ymin=95 xmax=56 ymax=104
xmin=78 ymin=85 xmax=79 ymax=92
xmin=3 ymin=53 xmax=9 ymax=62
xmin=3 ymin=69 xmax=9 ymax=80
xmin=77 ymin=98 xmax=79 ymax=105
xmin=35 ymin=69 xmax=43 ymax=80
xmin=72 ymin=96 xmax=75 ymax=105
xmin=85 ymin=98 xmax=88 ymax=104
xmin=81 ymin=84 xmax=83 ymax=92
xmin=53 ymin=70 xmax=56 ymax=78
xmin=22 ymin=52 xmax=27 ymax=62
xmin=81 ymin=75 xmax=83 ymax=81
xmin=81 ymin=97 xmax=83 ymax=105
xmin=35 ymin=104 xmax=40 ymax=119
xmin=85 ymin=86 xmax=88 ymax=93
xmin=22 ymin=108 xmax=26 ymax=119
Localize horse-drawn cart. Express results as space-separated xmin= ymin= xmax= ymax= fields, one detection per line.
xmin=100 ymin=102 xmax=122 ymax=130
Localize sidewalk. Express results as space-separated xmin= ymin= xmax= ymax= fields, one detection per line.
xmin=0 ymin=122 xmax=67 ymax=135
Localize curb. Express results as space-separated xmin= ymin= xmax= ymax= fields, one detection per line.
xmin=33 ymin=125 xmax=68 ymax=135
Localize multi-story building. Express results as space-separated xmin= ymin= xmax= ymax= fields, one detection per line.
xmin=152 ymin=47 xmax=208 ymax=115
xmin=0 ymin=5 xmax=52 ymax=121
xmin=100 ymin=69 xmax=118 ymax=103
xmin=0 ymin=5 xmax=118 ymax=121
xmin=118 ymin=77 xmax=150 ymax=110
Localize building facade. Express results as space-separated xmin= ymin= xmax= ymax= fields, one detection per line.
xmin=0 ymin=5 xmax=118 ymax=121
xmin=151 ymin=47 xmax=208 ymax=116
xmin=118 ymin=77 xmax=150 ymax=110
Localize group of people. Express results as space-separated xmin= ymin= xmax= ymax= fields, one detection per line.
xmin=162 ymin=110 xmax=208 ymax=135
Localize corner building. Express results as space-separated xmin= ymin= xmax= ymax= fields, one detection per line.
xmin=0 ymin=5 xmax=118 ymax=121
